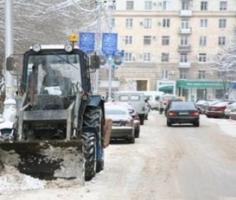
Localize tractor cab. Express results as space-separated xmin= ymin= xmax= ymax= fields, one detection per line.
xmin=21 ymin=45 xmax=86 ymax=110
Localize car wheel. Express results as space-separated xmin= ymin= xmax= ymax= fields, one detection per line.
xmin=159 ymin=108 xmax=163 ymax=114
xmin=135 ymin=126 xmax=140 ymax=138
xmin=128 ymin=136 xmax=135 ymax=144
xmin=139 ymin=116 xmax=145 ymax=125
xmin=167 ymin=120 xmax=172 ymax=127
xmin=193 ymin=121 xmax=199 ymax=127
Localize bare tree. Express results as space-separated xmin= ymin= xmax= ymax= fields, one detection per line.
xmin=0 ymin=0 xmax=102 ymax=67
xmin=212 ymin=30 xmax=236 ymax=97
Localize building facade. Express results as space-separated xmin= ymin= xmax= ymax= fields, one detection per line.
xmin=111 ymin=0 xmax=236 ymax=101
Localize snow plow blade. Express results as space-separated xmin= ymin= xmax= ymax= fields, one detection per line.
xmin=0 ymin=141 xmax=84 ymax=180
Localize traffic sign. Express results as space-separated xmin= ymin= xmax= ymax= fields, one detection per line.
xmin=102 ymin=33 xmax=118 ymax=56
xmin=79 ymin=32 xmax=95 ymax=53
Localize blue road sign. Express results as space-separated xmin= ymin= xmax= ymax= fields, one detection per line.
xmin=79 ymin=32 xmax=95 ymax=53
xmin=102 ymin=33 xmax=118 ymax=56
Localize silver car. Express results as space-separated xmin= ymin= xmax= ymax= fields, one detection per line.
xmin=105 ymin=104 xmax=135 ymax=143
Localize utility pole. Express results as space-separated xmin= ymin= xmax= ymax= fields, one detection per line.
xmin=94 ymin=0 xmax=103 ymax=94
xmin=2 ymin=0 xmax=16 ymax=124
xmin=107 ymin=0 xmax=116 ymax=101
xmin=5 ymin=0 xmax=13 ymax=96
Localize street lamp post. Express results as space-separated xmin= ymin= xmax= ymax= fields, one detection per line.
xmin=107 ymin=0 xmax=116 ymax=101
xmin=1 ymin=0 xmax=17 ymax=128
xmin=94 ymin=0 xmax=103 ymax=94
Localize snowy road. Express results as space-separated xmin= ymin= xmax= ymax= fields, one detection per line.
xmin=1 ymin=111 xmax=236 ymax=200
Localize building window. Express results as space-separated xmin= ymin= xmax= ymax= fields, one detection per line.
xmin=162 ymin=1 xmax=167 ymax=10
xmin=199 ymin=36 xmax=207 ymax=46
xmin=180 ymin=36 xmax=188 ymax=46
xmin=182 ymin=0 xmax=190 ymax=10
xmin=179 ymin=69 xmax=188 ymax=79
xmin=124 ymin=36 xmax=133 ymax=45
xmin=220 ymin=1 xmax=227 ymax=11
xmin=218 ymin=36 xmax=226 ymax=46
xmin=198 ymin=70 xmax=206 ymax=79
xmin=126 ymin=1 xmax=134 ymax=10
xmin=180 ymin=53 xmax=188 ymax=63
xmin=200 ymin=19 xmax=208 ymax=27
xmin=162 ymin=18 xmax=170 ymax=27
xmin=181 ymin=18 xmax=189 ymax=29
xmin=198 ymin=53 xmax=207 ymax=62
xmin=143 ymin=18 xmax=152 ymax=29
xmin=162 ymin=36 xmax=170 ymax=46
xmin=219 ymin=19 xmax=226 ymax=28
xmin=143 ymin=36 xmax=152 ymax=45
xmin=200 ymin=1 xmax=208 ymax=11
xmin=161 ymin=69 xmax=169 ymax=79
xmin=144 ymin=1 xmax=152 ymax=10
xmin=143 ymin=52 xmax=151 ymax=61
xmin=124 ymin=52 xmax=133 ymax=61
xmin=161 ymin=53 xmax=169 ymax=62
xmin=125 ymin=18 xmax=133 ymax=28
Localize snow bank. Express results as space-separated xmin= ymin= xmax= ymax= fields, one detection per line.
xmin=206 ymin=117 xmax=236 ymax=138
xmin=0 ymin=166 xmax=46 ymax=194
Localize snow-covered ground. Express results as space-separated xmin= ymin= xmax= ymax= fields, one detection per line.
xmin=204 ymin=115 xmax=236 ymax=138
xmin=0 ymin=112 xmax=236 ymax=200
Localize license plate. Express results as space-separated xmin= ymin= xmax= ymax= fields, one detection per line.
xmin=178 ymin=112 xmax=189 ymax=115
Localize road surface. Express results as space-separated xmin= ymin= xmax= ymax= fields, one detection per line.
xmin=1 ymin=112 xmax=236 ymax=200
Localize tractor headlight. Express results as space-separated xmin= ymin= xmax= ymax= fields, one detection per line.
xmin=65 ymin=44 xmax=73 ymax=52
xmin=32 ymin=44 xmax=41 ymax=52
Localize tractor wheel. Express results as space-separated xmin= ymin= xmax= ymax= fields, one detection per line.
xmin=83 ymin=108 xmax=104 ymax=174
xmin=81 ymin=132 xmax=97 ymax=181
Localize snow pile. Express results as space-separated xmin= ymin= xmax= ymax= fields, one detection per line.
xmin=42 ymin=147 xmax=85 ymax=181
xmin=0 ymin=166 xmax=46 ymax=194
xmin=207 ymin=117 xmax=236 ymax=138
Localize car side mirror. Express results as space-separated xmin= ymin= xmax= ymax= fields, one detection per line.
xmin=89 ymin=53 xmax=100 ymax=69
xmin=6 ymin=56 xmax=15 ymax=71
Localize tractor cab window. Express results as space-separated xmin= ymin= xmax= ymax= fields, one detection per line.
xmin=27 ymin=54 xmax=81 ymax=97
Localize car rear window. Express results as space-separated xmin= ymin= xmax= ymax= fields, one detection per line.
xmin=119 ymin=95 xmax=129 ymax=101
xmin=170 ymin=102 xmax=196 ymax=110
xmin=130 ymin=95 xmax=140 ymax=101
xmin=106 ymin=109 xmax=127 ymax=115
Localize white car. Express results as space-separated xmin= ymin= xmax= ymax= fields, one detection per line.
xmin=225 ymin=102 xmax=236 ymax=118
xmin=143 ymin=91 xmax=164 ymax=110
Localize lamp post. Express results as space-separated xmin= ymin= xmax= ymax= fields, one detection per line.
xmin=2 ymin=0 xmax=16 ymax=125
xmin=94 ymin=0 xmax=103 ymax=94
xmin=107 ymin=0 xmax=116 ymax=101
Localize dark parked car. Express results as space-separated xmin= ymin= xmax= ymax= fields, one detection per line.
xmin=166 ymin=101 xmax=200 ymax=127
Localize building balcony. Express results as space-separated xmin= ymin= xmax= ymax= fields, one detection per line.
xmin=178 ymin=62 xmax=191 ymax=68
xmin=178 ymin=45 xmax=191 ymax=53
xmin=179 ymin=27 xmax=192 ymax=34
xmin=179 ymin=10 xmax=192 ymax=17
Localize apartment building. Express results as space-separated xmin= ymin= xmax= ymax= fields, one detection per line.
xmin=111 ymin=0 xmax=236 ymax=100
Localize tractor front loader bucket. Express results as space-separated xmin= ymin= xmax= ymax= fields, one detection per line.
xmin=0 ymin=140 xmax=84 ymax=181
